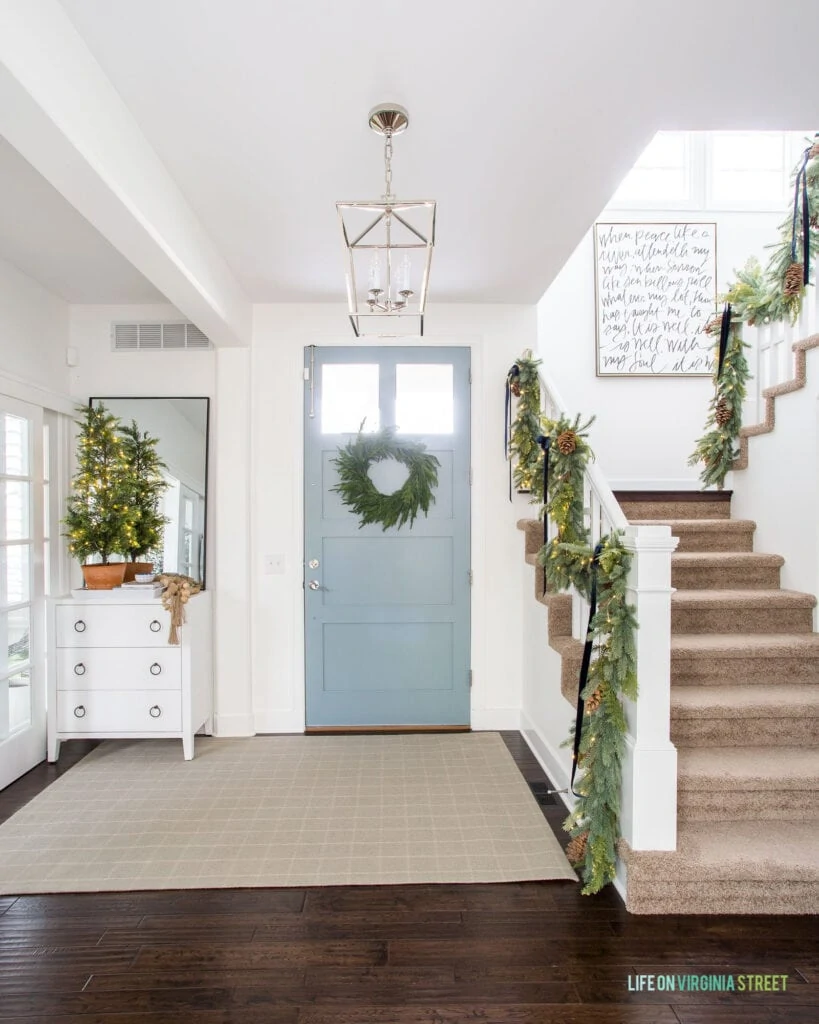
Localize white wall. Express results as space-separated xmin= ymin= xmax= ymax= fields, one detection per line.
xmin=536 ymin=210 xmax=782 ymax=489
xmin=0 ymin=256 xmax=69 ymax=397
xmin=730 ymin=347 xmax=819 ymax=620
xmin=69 ymin=301 xmax=535 ymax=735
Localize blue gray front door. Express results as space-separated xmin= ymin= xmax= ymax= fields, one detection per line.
xmin=304 ymin=346 xmax=471 ymax=727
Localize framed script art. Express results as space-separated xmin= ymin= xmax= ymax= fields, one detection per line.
xmin=594 ymin=222 xmax=717 ymax=376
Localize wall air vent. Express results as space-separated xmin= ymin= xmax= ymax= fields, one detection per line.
xmin=111 ymin=322 xmax=213 ymax=352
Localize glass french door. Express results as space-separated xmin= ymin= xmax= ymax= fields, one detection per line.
xmin=0 ymin=396 xmax=45 ymax=791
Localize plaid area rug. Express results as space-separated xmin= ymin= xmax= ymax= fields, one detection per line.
xmin=0 ymin=732 xmax=577 ymax=893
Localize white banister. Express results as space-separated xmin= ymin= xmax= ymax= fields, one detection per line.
xmin=537 ymin=367 xmax=678 ymax=851
xmin=743 ymin=283 xmax=819 ymax=427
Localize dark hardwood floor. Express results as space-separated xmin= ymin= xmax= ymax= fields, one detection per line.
xmin=0 ymin=733 xmax=815 ymax=1023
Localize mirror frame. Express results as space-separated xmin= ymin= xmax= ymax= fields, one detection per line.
xmin=88 ymin=396 xmax=211 ymax=589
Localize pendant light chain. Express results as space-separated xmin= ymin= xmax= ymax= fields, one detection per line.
xmin=383 ymin=132 xmax=394 ymax=203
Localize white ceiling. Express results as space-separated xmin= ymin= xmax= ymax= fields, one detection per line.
xmin=0 ymin=136 xmax=164 ymax=303
xmin=4 ymin=0 xmax=819 ymax=307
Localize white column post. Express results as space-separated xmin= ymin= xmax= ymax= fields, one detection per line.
xmin=620 ymin=523 xmax=679 ymax=851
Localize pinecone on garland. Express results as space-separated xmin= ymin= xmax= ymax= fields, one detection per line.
xmin=510 ymin=380 xmax=522 ymax=398
xmin=704 ymin=313 xmax=722 ymax=336
xmin=556 ymin=429 xmax=578 ymax=455
xmin=566 ymin=830 xmax=589 ymax=865
xmin=585 ymin=687 xmax=602 ymax=714
xmin=784 ymin=261 xmax=805 ymax=297
xmin=714 ymin=397 xmax=732 ymax=426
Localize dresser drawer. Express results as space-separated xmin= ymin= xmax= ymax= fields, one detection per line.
xmin=56 ymin=648 xmax=181 ymax=691
xmin=57 ymin=690 xmax=182 ymax=733
xmin=56 ymin=605 xmax=171 ymax=647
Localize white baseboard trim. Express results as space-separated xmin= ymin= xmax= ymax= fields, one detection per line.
xmin=254 ymin=708 xmax=305 ymax=734
xmin=614 ymin=856 xmax=628 ymax=907
xmin=211 ymin=712 xmax=256 ymax=737
xmin=471 ymin=708 xmax=522 ymax=731
xmin=519 ymin=711 xmax=576 ymax=813
xmin=608 ymin=478 xmax=701 ymax=491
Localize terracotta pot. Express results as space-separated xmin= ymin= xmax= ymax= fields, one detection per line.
xmin=81 ymin=563 xmax=127 ymax=590
xmin=123 ymin=561 xmax=154 ymax=583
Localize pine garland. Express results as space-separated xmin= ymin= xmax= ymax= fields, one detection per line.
xmin=508 ymin=351 xmax=543 ymax=493
xmin=331 ymin=426 xmax=440 ymax=531
xmin=532 ymin=414 xmax=638 ymax=895
xmin=562 ymin=535 xmax=637 ymax=895
xmin=687 ymin=320 xmax=750 ymax=489
xmin=721 ymin=141 xmax=819 ymax=326
xmin=691 ymin=136 xmax=818 ymax=488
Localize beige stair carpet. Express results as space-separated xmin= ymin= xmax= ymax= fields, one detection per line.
xmin=518 ymin=494 xmax=819 ymax=914
xmin=0 ymin=733 xmax=577 ymax=894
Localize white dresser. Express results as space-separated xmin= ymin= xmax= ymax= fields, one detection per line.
xmin=47 ymin=591 xmax=212 ymax=761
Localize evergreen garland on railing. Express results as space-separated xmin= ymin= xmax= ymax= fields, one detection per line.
xmin=562 ymin=535 xmax=637 ymax=895
xmin=508 ymin=351 xmax=543 ymax=494
xmin=690 ymin=136 xmax=818 ymax=488
xmin=687 ymin=316 xmax=750 ymax=489
xmin=538 ymin=414 xmax=595 ymax=593
xmin=531 ymin=412 xmax=638 ymax=895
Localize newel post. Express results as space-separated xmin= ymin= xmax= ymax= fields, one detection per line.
xmin=620 ymin=523 xmax=679 ymax=851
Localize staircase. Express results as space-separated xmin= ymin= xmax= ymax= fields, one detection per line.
xmin=518 ymin=491 xmax=819 ymax=914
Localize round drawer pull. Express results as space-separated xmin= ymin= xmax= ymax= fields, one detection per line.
xmin=149 ymin=662 xmax=162 ymax=676
xmin=74 ymin=620 xmax=86 ymax=633
xmin=149 ymin=620 xmax=162 ymax=633
xmin=73 ymin=663 xmax=86 ymax=676
xmin=149 ymin=705 xmax=162 ymax=718
xmin=73 ymin=705 xmax=86 ymax=718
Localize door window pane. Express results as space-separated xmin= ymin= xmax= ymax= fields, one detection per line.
xmin=7 ymin=670 xmax=31 ymax=733
xmin=395 ymin=364 xmax=454 ymax=433
xmin=1 ymin=544 xmax=30 ymax=606
xmin=3 ymin=606 xmax=30 ymax=672
xmin=0 ymin=415 xmax=29 ymax=477
xmin=3 ymin=481 xmax=30 ymax=540
xmin=321 ymin=364 xmax=380 ymax=434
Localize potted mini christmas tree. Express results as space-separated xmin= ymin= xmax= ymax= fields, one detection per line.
xmin=63 ymin=404 xmax=137 ymax=589
xmin=118 ymin=420 xmax=169 ymax=581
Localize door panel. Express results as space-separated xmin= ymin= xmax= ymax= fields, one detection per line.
xmin=304 ymin=346 xmax=470 ymax=727
xmin=0 ymin=396 xmax=45 ymax=791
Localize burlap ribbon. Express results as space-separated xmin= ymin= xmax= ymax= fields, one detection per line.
xmin=157 ymin=573 xmax=202 ymax=644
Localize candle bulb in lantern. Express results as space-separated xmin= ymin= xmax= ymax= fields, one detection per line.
xmin=368 ymin=251 xmax=381 ymax=292
xmin=400 ymin=253 xmax=412 ymax=294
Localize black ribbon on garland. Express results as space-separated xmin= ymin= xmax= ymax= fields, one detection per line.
xmin=570 ymin=542 xmax=603 ymax=799
xmin=792 ymin=146 xmax=812 ymax=286
xmin=536 ymin=434 xmax=551 ymax=592
xmin=716 ymin=302 xmax=732 ymax=380
xmin=505 ymin=364 xmax=521 ymax=501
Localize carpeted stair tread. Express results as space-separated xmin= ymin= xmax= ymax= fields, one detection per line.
xmin=621 ymin=821 xmax=819 ymax=882
xmin=671 ymin=632 xmax=819 ymax=658
xmin=672 ymin=683 xmax=819 ymax=718
xmin=630 ymin=518 xmax=756 ymax=531
xmin=672 ymin=588 xmax=816 ymax=609
xmin=677 ymin=746 xmax=819 ymax=790
xmin=672 ymin=551 xmax=784 ymax=568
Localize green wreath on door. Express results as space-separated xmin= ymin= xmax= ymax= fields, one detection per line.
xmin=331 ymin=425 xmax=440 ymax=531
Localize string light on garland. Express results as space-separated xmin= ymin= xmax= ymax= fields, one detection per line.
xmin=331 ymin=425 xmax=440 ymax=531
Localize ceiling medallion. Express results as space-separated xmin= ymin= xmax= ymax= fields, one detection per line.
xmin=337 ymin=103 xmax=436 ymax=336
